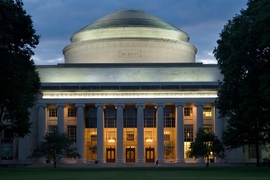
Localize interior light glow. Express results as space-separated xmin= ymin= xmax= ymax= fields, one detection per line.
xmin=108 ymin=139 xmax=115 ymax=143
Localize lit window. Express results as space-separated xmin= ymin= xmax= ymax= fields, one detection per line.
xmin=49 ymin=108 xmax=57 ymax=117
xmin=68 ymin=108 xmax=76 ymax=117
xmin=145 ymin=131 xmax=153 ymax=142
xmin=91 ymin=134 xmax=97 ymax=141
xmin=184 ymin=108 xmax=193 ymax=116
xmin=68 ymin=126 xmax=77 ymax=143
xmin=126 ymin=131 xmax=134 ymax=141
xmin=203 ymin=108 xmax=212 ymax=117
xmin=184 ymin=125 xmax=193 ymax=158
xmin=204 ymin=125 xmax=212 ymax=132
xmin=164 ymin=106 xmax=175 ymax=127
xmin=184 ymin=125 xmax=193 ymax=142
xmin=164 ymin=134 xmax=170 ymax=141
xmin=184 ymin=142 xmax=192 ymax=158
xmin=107 ymin=131 xmax=116 ymax=142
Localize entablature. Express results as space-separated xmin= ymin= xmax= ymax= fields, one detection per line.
xmin=41 ymin=82 xmax=218 ymax=91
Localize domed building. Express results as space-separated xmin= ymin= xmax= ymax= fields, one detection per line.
xmin=1 ymin=9 xmax=259 ymax=166
xmin=63 ymin=9 xmax=196 ymax=64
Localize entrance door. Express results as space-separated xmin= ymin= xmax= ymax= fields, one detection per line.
xmin=126 ymin=147 xmax=135 ymax=163
xmin=106 ymin=147 xmax=115 ymax=163
xmin=145 ymin=147 xmax=155 ymax=163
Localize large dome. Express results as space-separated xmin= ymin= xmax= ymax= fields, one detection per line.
xmin=63 ymin=9 xmax=197 ymax=64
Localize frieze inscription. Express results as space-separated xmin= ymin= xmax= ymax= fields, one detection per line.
xmin=119 ymin=50 xmax=141 ymax=58
xmin=42 ymin=91 xmax=217 ymax=99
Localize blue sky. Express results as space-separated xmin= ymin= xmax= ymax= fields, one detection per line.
xmin=23 ymin=0 xmax=248 ymax=65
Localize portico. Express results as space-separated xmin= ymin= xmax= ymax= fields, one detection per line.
xmin=37 ymin=89 xmax=219 ymax=164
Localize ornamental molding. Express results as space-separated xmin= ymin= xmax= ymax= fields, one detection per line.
xmin=42 ymin=91 xmax=217 ymax=99
xmin=64 ymin=38 xmax=191 ymax=53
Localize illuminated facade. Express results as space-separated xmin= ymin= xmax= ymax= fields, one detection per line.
xmin=0 ymin=9 xmax=263 ymax=165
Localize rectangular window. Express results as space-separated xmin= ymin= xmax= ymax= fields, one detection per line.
xmin=184 ymin=125 xmax=193 ymax=158
xmin=184 ymin=142 xmax=192 ymax=158
xmin=1 ymin=129 xmax=13 ymax=160
xmin=144 ymin=107 xmax=156 ymax=127
xmin=68 ymin=108 xmax=76 ymax=117
xmin=104 ymin=107 xmax=117 ymax=128
xmin=85 ymin=106 xmax=97 ymax=128
xmin=145 ymin=131 xmax=153 ymax=142
xmin=49 ymin=108 xmax=57 ymax=117
xmin=203 ymin=125 xmax=213 ymax=132
xmin=107 ymin=131 xmax=116 ymax=142
xmin=184 ymin=125 xmax=193 ymax=142
xmin=184 ymin=108 xmax=193 ymax=117
xmin=203 ymin=108 xmax=212 ymax=117
xmin=126 ymin=131 xmax=134 ymax=141
xmin=91 ymin=134 xmax=97 ymax=141
xmin=124 ymin=106 xmax=137 ymax=128
xmin=249 ymin=145 xmax=256 ymax=159
xmin=164 ymin=106 xmax=175 ymax=127
xmin=164 ymin=134 xmax=170 ymax=141
xmin=68 ymin=126 xmax=77 ymax=143
xmin=48 ymin=126 xmax=57 ymax=134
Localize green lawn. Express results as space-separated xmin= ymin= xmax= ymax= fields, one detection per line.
xmin=0 ymin=167 xmax=270 ymax=180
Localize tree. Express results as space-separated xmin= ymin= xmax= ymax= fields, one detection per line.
xmin=0 ymin=0 xmax=40 ymax=138
xmin=28 ymin=128 xmax=81 ymax=168
xmin=188 ymin=128 xmax=224 ymax=167
xmin=213 ymin=0 xmax=270 ymax=167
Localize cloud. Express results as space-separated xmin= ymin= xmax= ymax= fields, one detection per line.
xmin=196 ymin=50 xmax=217 ymax=64
xmin=22 ymin=0 xmax=248 ymax=65
xmin=197 ymin=58 xmax=217 ymax=64
xmin=33 ymin=55 xmax=64 ymax=65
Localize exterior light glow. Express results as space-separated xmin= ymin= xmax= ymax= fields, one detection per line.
xmin=42 ymin=91 xmax=218 ymax=99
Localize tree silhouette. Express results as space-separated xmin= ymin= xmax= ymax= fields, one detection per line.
xmin=28 ymin=128 xmax=81 ymax=168
xmin=213 ymin=0 xmax=270 ymax=167
xmin=188 ymin=128 xmax=224 ymax=167
xmin=0 ymin=0 xmax=40 ymax=137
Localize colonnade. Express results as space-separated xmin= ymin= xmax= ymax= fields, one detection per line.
xmin=37 ymin=102 xmax=221 ymax=164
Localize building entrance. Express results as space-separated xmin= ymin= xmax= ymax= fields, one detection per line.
xmin=106 ymin=147 xmax=115 ymax=163
xmin=126 ymin=147 xmax=135 ymax=163
xmin=145 ymin=147 xmax=155 ymax=163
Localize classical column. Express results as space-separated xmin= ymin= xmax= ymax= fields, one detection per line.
xmin=37 ymin=104 xmax=46 ymax=163
xmin=18 ymin=137 xmax=26 ymax=163
xmin=56 ymin=104 xmax=66 ymax=133
xmin=76 ymin=104 xmax=85 ymax=163
xmin=215 ymin=107 xmax=223 ymax=163
xmin=136 ymin=104 xmax=144 ymax=162
xmin=37 ymin=104 xmax=46 ymax=143
xmin=195 ymin=103 xmax=204 ymax=130
xmin=176 ymin=103 xmax=185 ymax=163
xmin=116 ymin=104 xmax=124 ymax=163
xmin=195 ymin=102 xmax=204 ymax=163
xmin=96 ymin=104 xmax=104 ymax=163
xmin=157 ymin=103 xmax=164 ymax=163
xmin=215 ymin=107 xmax=222 ymax=139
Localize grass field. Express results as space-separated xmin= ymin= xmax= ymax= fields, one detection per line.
xmin=0 ymin=167 xmax=270 ymax=180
